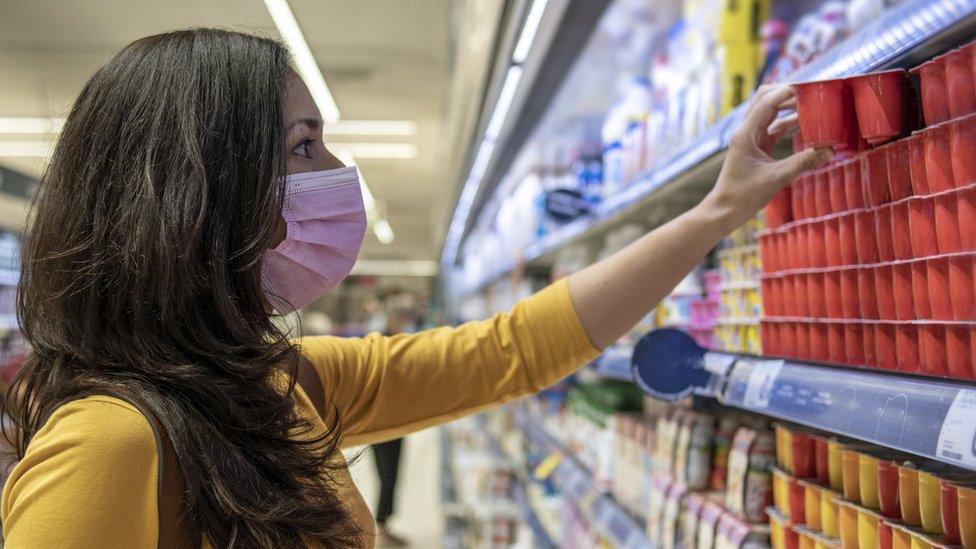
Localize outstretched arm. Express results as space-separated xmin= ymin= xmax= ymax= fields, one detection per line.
xmin=568 ymin=85 xmax=832 ymax=348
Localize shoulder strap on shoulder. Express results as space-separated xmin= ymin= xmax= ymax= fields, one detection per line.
xmin=86 ymin=393 xmax=195 ymax=549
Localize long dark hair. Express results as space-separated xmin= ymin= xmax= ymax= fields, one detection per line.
xmin=3 ymin=29 xmax=360 ymax=547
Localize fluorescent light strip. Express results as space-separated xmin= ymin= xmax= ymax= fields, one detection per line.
xmin=0 ymin=117 xmax=64 ymax=134
xmin=333 ymin=143 xmax=418 ymax=159
xmin=262 ymin=0 xmax=341 ymax=123
xmin=351 ymin=259 xmax=439 ymax=277
xmin=512 ymin=0 xmax=550 ymax=64
xmin=332 ymin=149 xmax=395 ymax=245
xmin=325 ymin=120 xmax=417 ymax=136
xmin=484 ymin=65 xmax=523 ymax=140
xmin=0 ymin=141 xmax=54 ymax=157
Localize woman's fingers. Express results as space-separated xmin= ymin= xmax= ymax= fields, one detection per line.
xmin=774 ymin=147 xmax=834 ymax=182
xmin=767 ymin=113 xmax=799 ymax=138
xmin=745 ymin=86 xmax=796 ymax=138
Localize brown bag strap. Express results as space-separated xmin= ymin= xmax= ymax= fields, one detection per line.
xmin=90 ymin=394 xmax=195 ymax=548
xmin=141 ymin=409 xmax=195 ymax=549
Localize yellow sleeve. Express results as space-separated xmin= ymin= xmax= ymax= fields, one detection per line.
xmin=2 ymin=396 xmax=158 ymax=548
xmin=301 ymin=278 xmax=602 ymax=448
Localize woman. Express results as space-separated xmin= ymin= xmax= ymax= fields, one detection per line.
xmin=0 ymin=29 xmax=829 ymax=548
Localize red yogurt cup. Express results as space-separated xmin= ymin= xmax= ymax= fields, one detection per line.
xmin=825 ymin=270 xmax=843 ymax=319
xmin=924 ymin=124 xmax=954 ymax=192
xmin=886 ymin=139 xmax=913 ymax=200
xmin=814 ymin=436 xmax=831 ymax=485
xmin=875 ymin=265 xmax=896 ymax=320
xmin=810 ymin=322 xmax=829 ymax=361
xmin=846 ymin=323 xmax=865 ymax=365
xmin=804 ymin=175 xmax=818 ymax=221
xmin=950 ymin=254 xmax=976 ymax=320
xmin=875 ymin=205 xmax=896 ymax=262
xmin=844 ymin=158 xmax=865 ymax=208
xmin=946 ymin=324 xmax=975 ymax=380
xmin=945 ymin=47 xmax=976 ymax=119
xmin=907 ymin=132 xmax=929 ymax=195
xmin=896 ymin=324 xmax=920 ymax=374
xmin=829 ymin=164 xmax=847 ymax=212
xmin=855 ymin=210 xmax=880 ymax=264
xmin=785 ymin=229 xmax=799 ymax=270
xmin=859 ymin=266 xmax=879 ymax=319
xmin=761 ymin=321 xmax=778 ymax=355
xmin=850 ymin=69 xmax=907 ymax=145
xmin=935 ymin=192 xmax=963 ymax=253
xmin=957 ymin=185 xmax=976 ymax=251
xmin=841 ymin=268 xmax=860 ymax=319
xmin=792 ymin=177 xmax=807 ymax=221
xmin=839 ymin=213 xmax=858 ymax=266
xmin=875 ymin=323 xmax=897 ymax=370
xmin=941 ymin=480 xmax=965 ymax=545
xmin=878 ymin=460 xmax=903 ymax=519
xmin=912 ymin=259 xmax=931 ymax=319
xmin=762 ymin=278 xmax=775 ymax=315
xmin=920 ymin=323 xmax=949 ymax=377
xmin=913 ymin=57 xmax=950 ymax=126
xmin=767 ymin=187 xmax=792 ymax=228
xmin=792 ymin=432 xmax=816 ymax=478
xmin=928 ymin=256 xmax=954 ymax=320
xmin=891 ymin=202 xmax=913 ymax=260
xmin=863 ymin=321 xmax=877 ymax=367
xmin=949 ymin=113 xmax=976 ymax=187
xmin=796 ymin=322 xmax=811 ymax=360
xmin=828 ymin=323 xmax=846 ymax=363
xmin=908 ymin=196 xmax=939 ymax=258
xmin=815 ymin=169 xmax=832 ymax=217
xmin=809 ymin=221 xmax=827 ymax=267
xmin=892 ymin=263 xmax=915 ymax=320
xmin=825 ymin=218 xmax=842 ymax=267
xmin=862 ymin=147 xmax=891 ymax=205
xmin=759 ymin=233 xmax=775 ymax=272
xmin=795 ymin=274 xmax=810 ymax=317
xmin=795 ymin=78 xmax=853 ymax=147
xmin=781 ymin=322 xmax=797 ymax=355
xmin=808 ymin=272 xmax=826 ymax=318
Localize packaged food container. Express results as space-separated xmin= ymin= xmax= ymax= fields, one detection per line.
xmin=799 ymin=479 xmax=824 ymax=532
xmin=820 ymin=488 xmax=843 ymax=538
xmin=837 ymin=500 xmax=860 ymax=549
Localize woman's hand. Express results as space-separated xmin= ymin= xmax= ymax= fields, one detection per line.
xmin=702 ymin=85 xmax=834 ymax=232
xmin=568 ymin=84 xmax=833 ymax=348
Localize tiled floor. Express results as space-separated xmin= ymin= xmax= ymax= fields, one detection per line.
xmin=347 ymin=427 xmax=444 ymax=548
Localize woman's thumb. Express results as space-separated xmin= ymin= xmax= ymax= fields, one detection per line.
xmin=777 ymin=147 xmax=834 ymax=180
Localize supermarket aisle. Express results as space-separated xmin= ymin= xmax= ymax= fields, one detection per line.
xmin=347 ymin=428 xmax=443 ymax=547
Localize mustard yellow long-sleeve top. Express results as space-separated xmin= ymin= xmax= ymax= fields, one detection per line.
xmin=1 ymin=280 xmax=600 ymax=547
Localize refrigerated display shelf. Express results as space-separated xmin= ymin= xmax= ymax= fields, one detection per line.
xmin=719 ymin=355 xmax=976 ymax=472
xmin=513 ymin=407 xmax=653 ymax=549
xmin=456 ymin=0 xmax=976 ymax=297
xmin=479 ymin=417 xmax=558 ymax=549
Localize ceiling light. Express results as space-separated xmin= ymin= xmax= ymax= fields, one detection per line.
xmin=333 ymin=149 xmax=395 ymax=245
xmin=0 ymin=141 xmax=54 ymax=157
xmin=512 ymin=0 xmax=550 ymax=64
xmin=262 ymin=0 xmax=341 ymax=123
xmin=0 ymin=117 xmax=64 ymax=134
xmin=372 ymin=219 xmax=395 ymax=244
xmin=332 ymin=143 xmax=418 ymax=159
xmin=325 ymin=120 xmax=417 ymax=136
xmin=351 ymin=259 xmax=439 ymax=277
xmin=485 ymin=65 xmax=523 ymax=140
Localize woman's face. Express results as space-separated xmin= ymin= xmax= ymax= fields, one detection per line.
xmin=272 ymin=70 xmax=346 ymax=245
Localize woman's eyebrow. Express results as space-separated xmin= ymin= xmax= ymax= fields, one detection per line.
xmin=286 ymin=117 xmax=321 ymax=131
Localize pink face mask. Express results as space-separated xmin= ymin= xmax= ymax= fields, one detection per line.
xmin=261 ymin=166 xmax=366 ymax=313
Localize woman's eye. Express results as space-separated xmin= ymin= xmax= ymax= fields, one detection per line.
xmin=293 ymin=138 xmax=314 ymax=159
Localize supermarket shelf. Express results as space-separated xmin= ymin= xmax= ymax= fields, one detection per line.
xmin=479 ymin=417 xmax=558 ymax=549
xmin=720 ymin=356 xmax=976 ymax=471
xmin=455 ymin=0 xmax=976 ymax=298
xmin=591 ymin=345 xmax=636 ymax=382
xmin=514 ymin=407 xmax=653 ymax=549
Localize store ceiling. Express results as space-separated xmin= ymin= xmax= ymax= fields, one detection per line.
xmin=0 ymin=0 xmax=503 ymax=263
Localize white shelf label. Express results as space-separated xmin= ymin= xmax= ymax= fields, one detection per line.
xmin=741 ymin=359 xmax=784 ymax=409
xmin=703 ymin=352 xmax=737 ymax=376
xmin=936 ymin=389 xmax=976 ymax=468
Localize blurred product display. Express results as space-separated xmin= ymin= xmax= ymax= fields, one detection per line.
xmin=441 ymin=0 xmax=976 ymax=546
